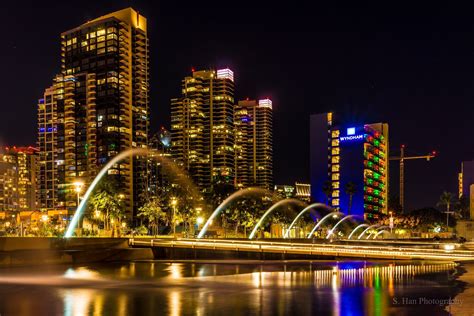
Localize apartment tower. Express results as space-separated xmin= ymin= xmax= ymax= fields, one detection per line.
xmin=171 ymin=68 xmax=235 ymax=192
xmin=38 ymin=8 xmax=149 ymax=219
xmin=234 ymin=99 xmax=273 ymax=190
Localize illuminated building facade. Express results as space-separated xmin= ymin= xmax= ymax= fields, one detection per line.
xmin=0 ymin=147 xmax=38 ymax=213
xmin=459 ymin=160 xmax=474 ymax=218
xmin=38 ymin=8 xmax=149 ymax=219
xmin=234 ymin=99 xmax=273 ymax=190
xmin=274 ymin=182 xmax=310 ymax=202
xmin=310 ymin=113 xmax=389 ymax=216
xmin=274 ymin=184 xmax=295 ymax=199
xmin=38 ymin=80 xmax=65 ymax=212
xmin=171 ymin=68 xmax=235 ymax=191
xmin=148 ymin=127 xmax=172 ymax=196
xmin=295 ymin=182 xmax=311 ymax=202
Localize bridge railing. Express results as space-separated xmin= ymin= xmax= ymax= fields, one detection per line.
xmin=129 ymin=238 xmax=474 ymax=261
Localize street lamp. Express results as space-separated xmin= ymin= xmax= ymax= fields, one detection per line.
xmin=196 ymin=216 xmax=204 ymax=232
xmin=73 ymin=181 xmax=84 ymax=207
xmin=389 ymin=211 xmax=394 ymax=235
xmin=170 ymin=197 xmax=177 ymax=237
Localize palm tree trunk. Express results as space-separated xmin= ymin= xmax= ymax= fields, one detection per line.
xmin=349 ymin=195 xmax=352 ymax=215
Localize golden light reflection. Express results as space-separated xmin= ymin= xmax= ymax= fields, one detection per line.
xmin=169 ymin=290 xmax=182 ymax=316
xmin=167 ymin=263 xmax=184 ymax=279
xmin=331 ymin=266 xmax=340 ymax=316
xmin=61 ymin=289 xmax=95 ymax=316
xmin=117 ymin=293 xmax=128 ymax=316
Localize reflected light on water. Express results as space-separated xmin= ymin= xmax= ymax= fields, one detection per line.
xmin=0 ymin=261 xmax=459 ymax=315
xmin=117 ymin=293 xmax=128 ymax=316
xmin=332 ymin=266 xmax=341 ymax=316
xmin=62 ymin=289 xmax=95 ymax=316
xmin=169 ymin=290 xmax=182 ymax=316
xmin=252 ymin=271 xmax=265 ymax=288
xmin=167 ymin=263 xmax=184 ymax=279
xmin=64 ymin=268 xmax=101 ymax=281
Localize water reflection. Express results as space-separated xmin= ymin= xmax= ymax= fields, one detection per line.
xmin=0 ymin=261 xmax=465 ymax=315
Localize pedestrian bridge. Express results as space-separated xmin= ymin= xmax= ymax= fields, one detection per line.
xmin=130 ymin=238 xmax=474 ymax=262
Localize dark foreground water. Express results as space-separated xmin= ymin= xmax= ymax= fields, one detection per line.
xmin=0 ymin=260 xmax=472 ymax=315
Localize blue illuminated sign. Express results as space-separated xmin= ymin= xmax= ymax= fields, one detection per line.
xmin=340 ymin=134 xmax=364 ymax=142
xmin=347 ymin=127 xmax=356 ymax=135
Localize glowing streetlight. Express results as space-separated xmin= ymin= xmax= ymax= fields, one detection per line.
xmin=389 ymin=211 xmax=394 ymax=234
xmin=73 ymin=181 xmax=84 ymax=206
xmin=41 ymin=214 xmax=49 ymax=222
xmin=196 ymin=216 xmax=204 ymax=236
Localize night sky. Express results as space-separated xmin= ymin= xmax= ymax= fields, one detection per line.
xmin=1 ymin=1 xmax=473 ymax=210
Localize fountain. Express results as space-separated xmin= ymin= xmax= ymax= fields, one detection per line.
xmin=347 ymin=224 xmax=369 ymax=239
xmin=306 ymin=211 xmax=343 ymax=238
xmin=283 ymin=203 xmax=329 ymax=239
xmin=366 ymin=226 xmax=388 ymax=239
xmin=373 ymin=230 xmax=386 ymax=239
xmin=197 ymin=187 xmax=271 ymax=239
xmin=65 ymin=148 xmax=202 ymax=238
xmin=357 ymin=224 xmax=380 ymax=240
xmin=248 ymin=198 xmax=304 ymax=239
xmin=326 ymin=215 xmax=359 ymax=239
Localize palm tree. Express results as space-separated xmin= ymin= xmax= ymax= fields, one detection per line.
xmin=322 ymin=180 xmax=333 ymax=205
xmin=345 ymin=182 xmax=357 ymax=215
xmin=437 ymin=191 xmax=454 ymax=228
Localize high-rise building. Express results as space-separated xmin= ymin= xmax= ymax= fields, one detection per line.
xmin=0 ymin=147 xmax=38 ymax=213
xmin=459 ymin=160 xmax=474 ymax=218
xmin=234 ymin=99 xmax=273 ymax=190
xmin=171 ymin=68 xmax=235 ymax=192
xmin=38 ymin=81 xmax=65 ymax=212
xmin=459 ymin=161 xmax=474 ymax=198
xmin=148 ymin=127 xmax=172 ymax=196
xmin=310 ymin=113 xmax=389 ymax=217
xmin=38 ymin=8 xmax=149 ymax=219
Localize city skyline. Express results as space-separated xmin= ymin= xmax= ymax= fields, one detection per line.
xmin=1 ymin=1 xmax=473 ymax=210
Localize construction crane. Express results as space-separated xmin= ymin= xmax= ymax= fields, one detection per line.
xmin=389 ymin=145 xmax=436 ymax=213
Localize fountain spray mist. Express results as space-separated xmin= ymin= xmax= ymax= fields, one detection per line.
xmin=249 ymin=198 xmax=304 ymax=239
xmin=65 ymin=148 xmax=202 ymax=238
xmin=197 ymin=187 xmax=271 ymax=239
